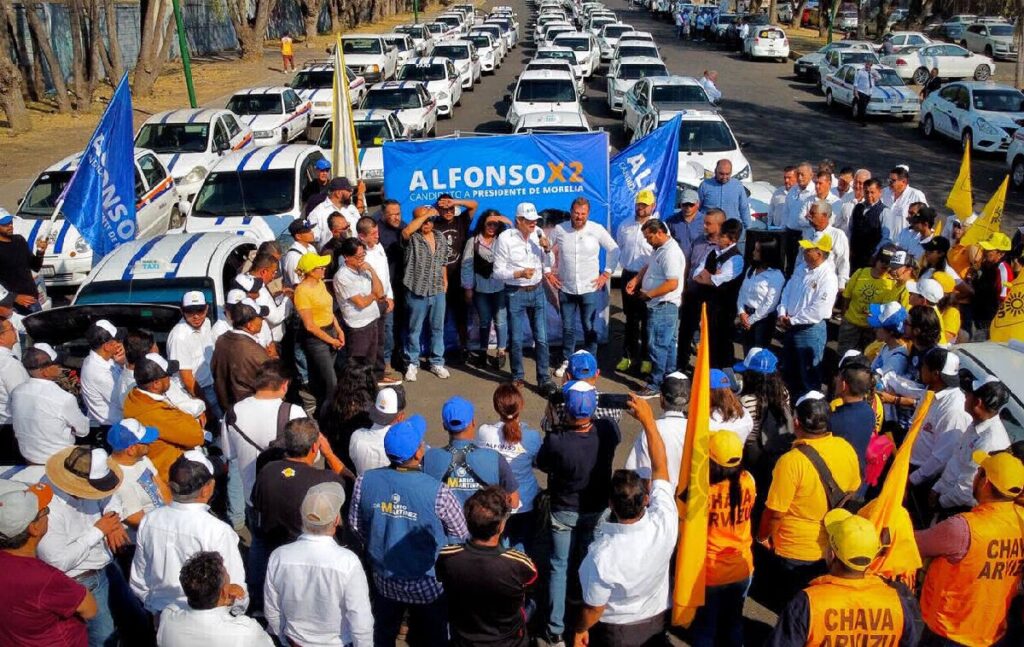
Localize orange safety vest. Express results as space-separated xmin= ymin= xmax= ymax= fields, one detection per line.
xmin=705 ymin=471 xmax=755 ymax=587
xmin=920 ymin=501 xmax=1024 ymax=647
xmin=805 ymin=574 xmax=904 ymax=647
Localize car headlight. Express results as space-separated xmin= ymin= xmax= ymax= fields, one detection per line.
xmin=734 ymin=165 xmax=751 ymax=181
xmin=254 ymin=130 xmax=274 ymax=138
xmin=367 ymin=64 xmax=380 ymax=73
xmin=439 ymin=91 xmax=450 ymax=100
xmin=314 ymin=101 xmax=331 ymax=107
xmin=181 ymin=166 xmax=208 ymax=185
xmin=613 ymin=90 xmax=624 ymax=98
xmin=977 ymin=118 xmax=1000 ymax=135
xmin=74 ymin=237 xmax=90 ymax=254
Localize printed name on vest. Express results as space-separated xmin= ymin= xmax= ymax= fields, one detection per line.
xmin=978 ymin=537 xmax=1024 ymax=580
xmin=375 ymin=493 xmax=419 ymax=521
xmin=823 ymin=606 xmax=896 ymax=634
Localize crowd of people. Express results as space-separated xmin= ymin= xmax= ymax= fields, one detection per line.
xmin=0 ymin=147 xmax=1022 ymax=647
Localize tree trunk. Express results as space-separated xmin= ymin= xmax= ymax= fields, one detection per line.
xmin=134 ymin=0 xmax=174 ymax=97
xmin=0 ymin=36 xmax=31 ymax=132
xmin=103 ymin=0 xmax=124 ymax=82
xmin=67 ymin=0 xmax=90 ymax=111
xmin=302 ymin=0 xmax=321 ymax=37
xmin=1016 ymin=13 xmax=1024 ymax=88
xmin=25 ymin=1 xmax=71 ymax=113
xmin=790 ymin=0 xmax=808 ymax=28
xmin=818 ymin=0 xmax=828 ymax=38
xmin=876 ymin=0 xmax=890 ymax=37
xmin=230 ymin=0 xmax=278 ymax=60
xmin=0 ymin=0 xmax=36 ymax=100
xmin=767 ymin=0 xmax=777 ymax=24
xmin=857 ymin=0 xmax=868 ymax=39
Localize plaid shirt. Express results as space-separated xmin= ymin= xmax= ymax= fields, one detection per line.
xmin=541 ymin=393 xmax=623 ymax=434
xmin=349 ymin=470 xmax=468 ymax=604
xmin=403 ymin=231 xmax=449 ymax=297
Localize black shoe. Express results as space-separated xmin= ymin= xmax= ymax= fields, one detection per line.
xmin=468 ymin=351 xmax=488 ymax=368
xmin=539 ymin=381 xmax=559 ymax=398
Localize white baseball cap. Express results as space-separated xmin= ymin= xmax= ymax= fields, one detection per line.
xmin=908 ymin=279 xmax=943 ymax=305
xmin=375 ymin=388 xmax=399 ymax=415
xmin=182 ymin=447 xmax=215 ymax=476
xmin=0 ymin=480 xmax=52 ymax=538
xmin=795 ymin=390 xmax=826 ymax=408
xmin=300 ymin=482 xmax=346 ymax=527
xmin=181 ymin=291 xmax=207 ymax=308
xmin=516 ymin=202 xmax=540 ymax=221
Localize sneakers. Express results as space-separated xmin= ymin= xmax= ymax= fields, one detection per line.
xmin=615 ymin=357 xmax=632 ymax=371
xmin=468 ymin=351 xmax=488 ymax=368
xmin=405 ymin=365 xmax=418 ymax=382
xmin=640 ymin=360 xmax=653 ymax=375
xmin=554 ymin=360 xmax=569 ymax=378
xmin=540 ymin=634 xmax=566 ymax=647
xmin=429 ymin=365 xmax=450 ymax=379
xmin=636 ymin=385 xmax=660 ymax=399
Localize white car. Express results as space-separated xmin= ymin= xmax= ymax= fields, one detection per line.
xmin=586 ymin=15 xmax=617 ymax=38
xmin=15 ymin=148 xmax=181 ymax=287
xmin=881 ymin=43 xmax=995 ymax=84
xmin=471 ymin=26 xmax=509 ymax=61
xmin=633 ymin=109 xmax=753 ymax=182
xmin=382 ymin=33 xmax=418 ymax=66
xmin=552 ymin=32 xmax=600 ymax=77
xmin=317 ymin=110 xmax=407 ymax=192
xmin=483 ymin=18 xmax=518 ymax=49
xmin=225 ymin=87 xmax=312 ymax=146
xmin=543 ymin=25 xmax=576 ymax=48
xmin=597 ymin=23 xmax=635 ymax=62
xmin=394 ymin=24 xmax=435 ymax=56
xmin=183 ymin=144 xmax=327 ymax=241
xmin=396 ymin=58 xmax=463 ymax=116
xmin=611 ymin=39 xmax=662 ymax=64
xmin=340 ymin=34 xmax=399 ymax=83
xmin=823 ymin=63 xmax=920 ymax=120
xmin=513 ymin=111 xmax=593 ymax=134
xmin=606 ymin=56 xmax=668 ymax=112
xmin=537 ymin=20 xmax=573 ymax=45
xmin=505 ymin=68 xmax=583 ymax=127
xmin=435 ymin=14 xmax=468 ymax=37
xmin=877 ymin=31 xmax=932 ymax=53
xmin=816 ymin=49 xmax=880 ymax=90
xmin=836 ymin=11 xmax=858 ymax=30
xmin=359 ymin=81 xmax=438 ymax=137
xmin=793 ymin=41 xmax=873 ymax=79
xmin=619 ymin=30 xmax=656 ymax=44
xmin=525 ymin=59 xmax=584 ymax=95
xmin=743 ymin=26 xmax=790 ymax=61
xmin=921 ymin=81 xmax=1024 ymax=152
xmin=622 ymin=75 xmax=712 ymax=135
xmin=429 ymin=40 xmax=481 ymax=89
xmin=952 ymin=341 xmax=1024 ymax=442
xmin=961 ymin=22 xmax=1018 ymax=60
xmin=288 ymin=63 xmax=367 ymax=123
xmin=1007 ymin=131 xmax=1024 ymax=188
xmin=534 ymin=15 xmax=568 ymax=42
xmin=466 ymin=32 xmax=500 ymax=73
xmin=426 ymin=22 xmax=460 ymax=42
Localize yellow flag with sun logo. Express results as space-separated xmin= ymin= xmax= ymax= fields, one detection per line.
xmin=990 ymin=271 xmax=1024 ymax=342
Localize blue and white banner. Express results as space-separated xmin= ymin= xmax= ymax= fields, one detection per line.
xmin=59 ymin=74 xmax=138 ymax=259
xmin=608 ymin=113 xmax=681 ymax=233
xmin=383 ymin=131 xmax=610 ymax=227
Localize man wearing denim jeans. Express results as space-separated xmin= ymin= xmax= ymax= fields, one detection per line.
xmin=545 ymin=197 xmax=620 ymax=378
xmin=626 ymin=219 xmax=685 ymax=398
xmin=536 ymin=381 xmax=620 ymax=646
xmin=401 ymin=206 xmax=450 ymax=381
xmin=493 ymin=202 xmax=557 ymax=394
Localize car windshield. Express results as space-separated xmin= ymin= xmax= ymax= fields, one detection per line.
xmin=556 ymin=38 xmax=589 ymax=51
xmin=617 ymin=45 xmax=659 ymax=58
xmin=362 ymin=89 xmax=422 ymax=110
xmin=427 ymin=24 xmax=445 ymax=34
xmin=652 ymin=84 xmax=709 ymax=104
xmin=756 ymin=29 xmax=784 ymax=39
xmin=547 ymin=28 xmax=573 ymax=40
xmin=191 ymin=169 xmax=294 ymax=217
xmin=19 ymin=171 xmax=73 ymax=218
xmin=844 ymin=52 xmax=879 ymax=64
xmin=385 ymin=37 xmax=411 ymax=51
xmin=290 ymin=70 xmax=333 ymax=90
xmin=476 ymin=27 xmax=501 ymax=38
xmin=619 ymin=63 xmax=668 ymax=80
xmin=343 ymin=38 xmax=383 ymax=55
xmin=226 ymin=94 xmax=282 ymax=115
xmin=398 ymin=63 xmax=446 ymax=81
xmin=592 ymin=18 xmax=614 ymax=28
xmin=355 ymin=121 xmax=390 ymax=147
xmin=432 ymin=45 xmax=469 ymax=60
xmin=135 ymin=123 xmax=209 ymax=154
xmin=604 ymin=25 xmax=631 ymax=38
xmin=676 ymin=120 xmax=736 ymax=153
xmin=516 ymin=79 xmax=576 ymax=102
xmin=76 ymin=279 xmax=216 ymax=308
xmin=874 ymin=69 xmax=905 ymax=86
xmin=396 ymin=26 xmax=424 ymax=38
xmin=536 ymin=50 xmax=576 ymax=62
xmin=468 ymin=35 xmax=492 ymax=48
xmin=972 ymin=89 xmax=1024 ymax=112
xmin=990 ymin=25 xmax=1014 ymax=36
xmin=518 ymin=125 xmax=590 ymax=133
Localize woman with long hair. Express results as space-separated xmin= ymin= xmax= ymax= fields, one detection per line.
xmin=475 ymin=382 xmax=542 ymax=553
xmin=293 ymin=252 xmax=344 ymax=408
xmin=461 ymin=209 xmax=510 ymax=369
xmin=318 ymin=358 xmax=377 ymax=462
xmin=710 ymin=369 xmax=754 ymax=443
xmin=736 ymin=238 xmax=784 ymax=353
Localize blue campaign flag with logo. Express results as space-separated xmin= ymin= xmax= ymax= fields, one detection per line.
xmin=608 ymin=114 xmax=681 ymax=233
xmin=58 ymin=74 xmax=138 ymax=260
xmin=383 ymin=131 xmax=609 ymax=227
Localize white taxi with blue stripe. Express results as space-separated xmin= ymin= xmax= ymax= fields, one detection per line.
xmin=823 ymin=63 xmax=920 ymax=120
xmin=14 ymin=148 xmax=182 ymax=287
xmin=358 ymin=81 xmax=438 ymax=137
xmin=225 ymin=87 xmax=312 ymax=146
xmin=182 ymin=144 xmax=328 ymax=241
xmin=135 ymin=108 xmax=255 ymax=203
xmin=289 ymin=62 xmax=368 ymax=124
xmin=396 ymin=57 xmax=462 ymax=116
xmin=318 ymin=110 xmax=409 ymax=193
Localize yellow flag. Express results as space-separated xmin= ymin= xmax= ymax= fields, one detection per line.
xmin=672 ymin=305 xmax=711 ymax=627
xmin=332 ymin=34 xmax=360 ymax=181
xmin=859 ymin=391 xmax=933 ymax=586
xmin=945 ymin=142 xmax=973 ymax=220
xmin=960 ymin=175 xmax=1008 ymax=247
xmin=990 ymin=272 xmax=1024 ymax=342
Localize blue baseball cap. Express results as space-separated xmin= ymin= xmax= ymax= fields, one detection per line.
xmin=563 ymin=381 xmax=597 ymax=419
xmin=442 ymin=396 xmax=474 ymax=432
xmin=384 ymin=414 xmax=426 ymax=463
xmin=314 ymin=159 xmax=331 ymax=171
xmin=709 ymin=368 xmax=731 ymax=390
xmin=107 ymin=419 xmax=158 ymax=451
xmin=0 ymin=208 xmax=12 ymax=226
xmin=733 ymin=347 xmax=778 ymax=375
xmin=567 ymin=350 xmax=598 ymax=379
xmin=867 ymin=302 xmax=907 ymax=334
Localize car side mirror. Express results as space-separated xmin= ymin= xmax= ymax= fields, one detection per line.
xmin=216 ymin=140 xmax=230 ymax=152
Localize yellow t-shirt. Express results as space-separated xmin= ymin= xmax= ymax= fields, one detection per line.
xmin=294 ymin=280 xmax=334 ymax=328
xmin=941 ymin=306 xmax=961 ymax=344
xmin=765 ymin=434 xmax=861 ymax=562
xmin=842 ymin=268 xmax=895 ymax=328
xmin=281 ymin=36 xmax=293 ymax=56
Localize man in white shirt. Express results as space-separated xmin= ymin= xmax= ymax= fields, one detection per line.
xmin=799 ymin=199 xmax=851 ymax=289
xmin=80 ymin=319 xmax=126 ymax=427
xmin=167 ymin=291 xmax=221 ymax=417
xmin=282 ymin=219 xmax=319 ymax=289
xmin=882 ymin=165 xmax=927 ymax=240
xmin=699 ymin=69 xmax=722 ymax=103
xmin=614 ymin=190 xmax=656 ymax=372
xmin=357 ymin=216 xmax=395 ymax=374
xmin=893 ymin=204 xmax=937 ymax=258
xmin=783 ymin=162 xmax=816 ymax=275
xmin=493 ymin=202 xmax=556 ymax=393
xmin=244 ymin=253 xmax=290 ymax=345
xmin=308 ymin=177 xmax=361 ymax=247
xmin=12 ymin=344 xmax=90 ymax=465
xmin=546 ymin=196 xmax=620 ymax=377
xmin=778 ymin=234 xmax=840 ymax=396
xmin=157 ymin=551 xmax=272 ymax=646
xmin=624 ymin=372 xmax=688 ymax=489
xmin=349 ymin=387 xmax=403 ymax=476
xmin=627 ymin=219 xmax=685 ymax=397
xmin=131 ymin=449 xmax=248 ymax=614
xmin=0 ymin=318 xmax=28 ymax=463
xmin=852 ymin=61 xmax=880 ymax=125
xmin=333 ymin=237 xmax=393 ymax=382
xmin=768 ymin=166 xmax=797 ymax=228
xmin=836 ymin=168 xmax=870 ymax=236
xmin=107 ymin=419 xmax=168 ymax=542
xmin=799 ymin=171 xmax=843 ymax=233
xmin=576 ymin=395 xmax=677 ymax=646
xmin=265 ymin=482 xmax=373 ymax=647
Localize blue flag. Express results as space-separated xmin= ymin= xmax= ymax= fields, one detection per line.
xmin=59 ymin=74 xmax=138 ymax=260
xmin=608 ymin=114 xmax=681 ymax=233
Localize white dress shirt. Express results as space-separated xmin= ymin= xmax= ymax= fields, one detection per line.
xmin=698 ymin=76 xmax=722 ymax=103
xmin=853 ymin=67 xmax=880 ymax=94
xmin=835 ymin=194 xmax=859 ymax=236
xmin=37 ymin=485 xmax=118 ymax=577
xmin=167 ymin=318 xmax=217 ymax=389
xmin=894 ymin=229 xmax=930 ymax=261
xmin=882 ymin=185 xmax=927 ymax=240
xmin=767 ymin=186 xmax=789 ymax=228
xmin=796 ymin=225 xmax=851 ymax=288
xmin=908 ymin=387 xmax=972 ymax=486
xmin=615 ymin=218 xmax=653 ymax=272
xmin=642 ymin=238 xmax=685 ymax=306
xmin=80 ymin=350 xmax=123 ymax=425
xmin=624 ymin=411 xmax=687 ymax=489
xmin=308 ymin=199 xmax=360 ymax=248
xmin=784 ymin=183 xmax=816 ymax=231
xmin=691 ymin=244 xmax=743 ymax=286
xmin=933 ymin=416 xmax=1010 ymax=509
xmin=737 ymin=267 xmax=785 ymax=325
xmin=253 ymin=283 xmax=290 ymax=343
xmin=799 ymin=192 xmax=843 ymax=232
xmin=224 ymin=396 xmax=307 ymax=505
xmin=0 ymin=347 xmax=28 ymax=424
xmin=283 ymin=241 xmax=317 ymax=288
xmin=11 ymin=377 xmax=90 ymax=464
xmin=492 ymin=227 xmax=550 ymax=287
xmin=131 ymin=502 xmax=248 ymax=613
xmin=547 ymin=220 xmax=620 ymax=295
xmin=157 ymin=605 xmax=273 ymax=647
xmin=579 ymin=480 xmax=678 ymax=624
xmin=265 ymin=534 xmax=374 ymax=647
xmin=778 ymin=261 xmax=839 ymax=325
xmin=365 ymin=242 xmax=393 ymax=298
xmin=348 ymin=423 xmax=391 ymax=476
xmin=333 ymin=265 xmax=380 ymax=328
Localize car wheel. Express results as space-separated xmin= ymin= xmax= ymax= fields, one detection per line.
xmin=974 ymin=64 xmax=992 ymax=81
xmin=825 ymin=90 xmax=834 ymax=109
xmin=912 ymin=67 xmax=930 ymax=85
xmin=168 ymin=206 xmax=183 ymax=230
xmin=921 ymin=114 xmax=935 ymax=137
xmin=961 ymin=128 xmax=973 ymax=150
xmin=1012 ymin=157 xmax=1024 ymax=189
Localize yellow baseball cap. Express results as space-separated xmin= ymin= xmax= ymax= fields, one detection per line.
xmin=708 ymin=430 xmax=743 ymax=467
xmin=296 ymin=252 xmax=332 ymax=274
xmin=798 ymin=234 xmax=833 ymax=253
xmin=932 ymin=271 xmax=956 ymax=295
xmin=978 ymin=232 xmax=1012 ymax=252
xmin=635 ymin=189 xmax=656 ymax=206
xmin=971 ymin=450 xmax=1024 ymax=498
xmin=824 ymin=509 xmax=881 ymax=572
